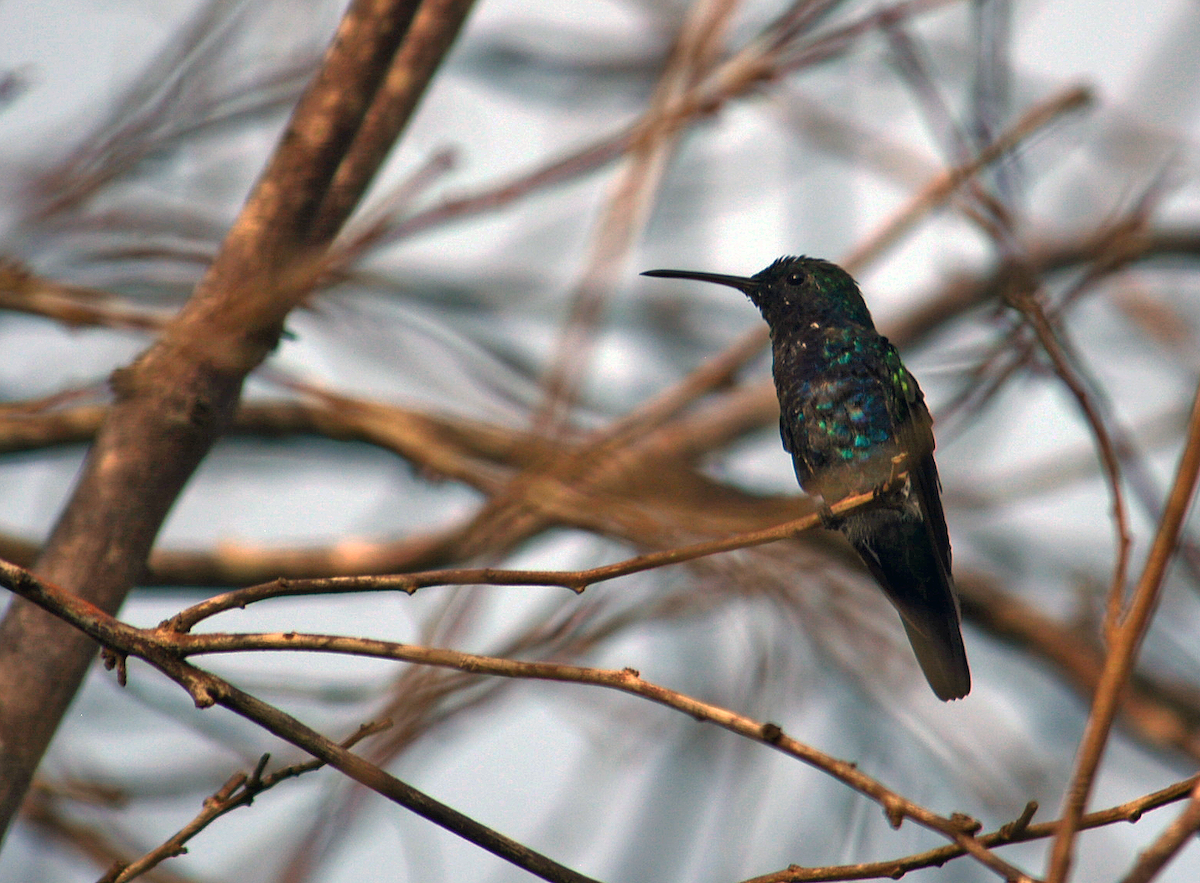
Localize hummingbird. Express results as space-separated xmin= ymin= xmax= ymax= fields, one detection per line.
xmin=642 ymin=256 xmax=970 ymax=700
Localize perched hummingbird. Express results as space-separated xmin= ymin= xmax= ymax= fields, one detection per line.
xmin=642 ymin=256 xmax=970 ymax=700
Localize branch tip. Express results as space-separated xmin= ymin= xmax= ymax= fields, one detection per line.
xmin=1000 ymin=801 xmax=1039 ymax=840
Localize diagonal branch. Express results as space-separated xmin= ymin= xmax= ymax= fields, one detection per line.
xmin=1047 ymin=377 xmax=1200 ymax=882
xmin=0 ymin=560 xmax=599 ymax=883
xmin=1118 ymin=777 xmax=1200 ymax=883
xmin=535 ymin=0 xmax=740 ymax=429
xmin=105 ymin=721 xmax=391 ymax=883
xmin=740 ymin=776 xmax=1200 ymax=882
xmin=1002 ymin=283 xmax=1134 ymax=634
xmin=1 ymin=555 xmax=1026 ymax=883
xmin=0 ymin=0 xmax=474 ymax=842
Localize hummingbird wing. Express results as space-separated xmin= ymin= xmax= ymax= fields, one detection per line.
xmin=849 ymin=437 xmax=970 ymax=699
xmin=854 ymin=353 xmax=970 ymax=700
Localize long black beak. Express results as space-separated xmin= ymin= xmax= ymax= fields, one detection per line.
xmin=641 ymin=268 xmax=756 ymax=293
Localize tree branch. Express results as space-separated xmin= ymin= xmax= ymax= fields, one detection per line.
xmin=1047 ymin=378 xmax=1200 ymax=881
xmin=0 ymin=0 xmax=472 ymax=842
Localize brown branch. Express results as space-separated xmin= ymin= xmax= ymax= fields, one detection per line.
xmin=0 ymin=388 xmax=808 ymax=585
xmin=177 ymin=635 xmax=1023 ymax=879
xmin=162 ymin=486 xmax=884 ymax=632
xmin=0 ymin=560 xmax=600 ymax=883
xmin=0 ymin=0 xmax=470 ymax=842
xmin=1047 ymin=378 xmax=1200 ymax=882
xmin=1002 ymin=281 xmax=1133 ymax=637
xmin=1118 ymin=778 xmax=1200 ymax=883
xmin=0 ymin=556 xmax=1028 ymax=883
xmin=105 ymin=721 xmax=390 ymax=883
xmin=0 ymin=260 xmax=172 ymax=331
xmin=307 ymin=0 xmax=476 ymax=244
xmin=741 ymin=776 xmax=1200 ymax=882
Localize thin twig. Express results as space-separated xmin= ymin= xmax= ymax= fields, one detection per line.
xmin=841 ymin=85 xmax=1091 ymax=273
xmin=105 ymin=721 xmax=390 ymax=883
xmin=741 ymin=776 xmax=1200 ymax=883
xmin=0 ymin=563 xmax=600 ymax=883
xmin=180 ymin=633 xmax=1026 ymax=877
xmin=1118 ymin=777 xmax=1200 ymax=883
xmin=1003 ymin=283 xmax=1134 ymax=637
xmin=164 ymin=484 xmax=883 ymax=632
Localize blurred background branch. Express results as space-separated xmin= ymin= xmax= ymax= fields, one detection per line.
xmin=2 ymin=0 xmax=1200 ymax=881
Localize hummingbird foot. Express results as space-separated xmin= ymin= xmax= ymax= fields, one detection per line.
xmin=883 ymin=453 xmax=914 ymax=496
xmin=817 ymin=502 xmax=843 ymax=531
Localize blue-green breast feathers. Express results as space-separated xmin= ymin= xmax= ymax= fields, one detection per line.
xmin=776 ymin=326 xmax=932 ymax=503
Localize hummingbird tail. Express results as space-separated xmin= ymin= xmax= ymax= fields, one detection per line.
xmin=899 ymin=614 xmax=971 ymax=701
xmin=844 ymin=510 xmax=971 ymax=700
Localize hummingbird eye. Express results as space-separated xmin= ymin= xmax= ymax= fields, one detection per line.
xmin=786 ymin=271 xmax=807 ymax=286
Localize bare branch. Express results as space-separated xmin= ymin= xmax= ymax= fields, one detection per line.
xmin=1048 ymin=378 xmax=1200 ymax=881
xmin=0 ymin=0 xmax=472 ymax=841
xmin=0 ymin=556 xmax=1025 ymax=882
xmin=105 ymin=721 xmax=390 ymax=883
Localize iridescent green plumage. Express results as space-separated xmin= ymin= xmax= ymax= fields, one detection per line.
xmin=643 ymin=256 xmax=970 ymax=700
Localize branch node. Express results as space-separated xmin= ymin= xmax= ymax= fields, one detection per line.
xmin=1000 ymin=801 xmax=1039 ymax=840
xmin=816 ymin=502 xmax=841 ymax=530
xmin=183 ymin=677 xmax=219 ymax=708
xmin=950 ymin=812 xmax=983 ymax=834
xmin=101 ymin=648 xmax=128 ymax=687
xmin=208 ymin=772 xmax=248 ymax=807
xmin=249 ymin=753 xmax=271 ymax=789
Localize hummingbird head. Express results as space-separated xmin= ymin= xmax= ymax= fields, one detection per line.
xmin=642 ymin=255 xmax=875 ymax=331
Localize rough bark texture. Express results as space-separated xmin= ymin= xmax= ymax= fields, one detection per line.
xmin=0 ymin=0 xmax=475 ymax=841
